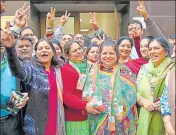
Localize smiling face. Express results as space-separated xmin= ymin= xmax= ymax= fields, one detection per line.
xmin=140 ymin=39 xmax=149 ymax=59
xmin=148 ymin=40 xmax=168 ymax=67
xmin=87 ymin=46 xmax=99 ymax=62
xmin=68 ymin=42 xmax=84 ymax=62
xmin=16 ymin=40 xmax=33 ymax=60
xmin=118 ymin=39 xmax=132 ymax=60
xmin=101 ymin=46 xmax=117 ymax=68
xmin=74 ymin=34 xmax=84 ymax=46
xmin=36 ymin=41 xmax=54 ymax=66
xmin=53 ymin=43 xmax=62 ymax=58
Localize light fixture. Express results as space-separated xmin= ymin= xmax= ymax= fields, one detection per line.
xmin=80 ymin=29 xmax=89 ymax=32
xmin=80 ymin=19 xmax=83 ymax=22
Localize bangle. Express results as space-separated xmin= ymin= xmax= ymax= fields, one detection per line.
xmin=138 ymin=97 xmax=144 ymax=106
xmin=138 ymin=97 xmax=143 ymax=102
xmin=164 ymin=120 xmax=170 ymax=125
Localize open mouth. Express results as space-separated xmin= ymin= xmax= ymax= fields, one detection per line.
xmin=56 ymin=52 xmax=60 ymax=56
xmin=150 ymin=55 xmax=158 ymax=60
xmin=22 ymin=52 xmax=29 ymax=55
xmin=41 ymin=54 xmax=48 ymax=59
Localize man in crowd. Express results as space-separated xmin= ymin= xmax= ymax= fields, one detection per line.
xmin=1 ymin=1 xmax=29 ymax=134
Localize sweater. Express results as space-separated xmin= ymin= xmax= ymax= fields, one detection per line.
xmin=6 ymin=47 xmax=64 ymax=135
xmin=61 ymin=63 xmax=87 ymax=121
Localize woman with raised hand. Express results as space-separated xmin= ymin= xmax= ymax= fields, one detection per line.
xmin=136 ymin=37 xmax=175 ymax=135
xmin=1 ymin=29 xmax=65 ymax=135
xmin=61 ymin=40 xmax=102 ymax=135
xmin=84 ymin=40 xmax=138 ymax=135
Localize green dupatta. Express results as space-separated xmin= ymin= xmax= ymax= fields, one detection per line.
xmin=83 ymin=64 xmax=124 ymax=134
xmin=147 ymin=58 xmax=175 ymax=135
xmin=137 ymin=57 xmax=174 ymax=135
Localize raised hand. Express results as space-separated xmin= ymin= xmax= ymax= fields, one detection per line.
xmin=14 ymin=2 xmax=30 ymax=28
xmin=59 ymin=10 xmax=71 ymax=26
xmin=46 ymin=7 xmax=56 ymax=28
xmin=136 ymin=0 xmax=149 ymax=20
xmin=1 ymin=28 xmax=15 ymax=48
xmin=89 ymin=12 xmax=98 ymax=29
xmin=5 ymin=21 xmax=11 ymax=29
xmin=97 ymin=34 xmax=105 ymax=46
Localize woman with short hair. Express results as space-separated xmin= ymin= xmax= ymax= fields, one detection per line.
xmin=84 ymin=40 xmax=138 ymax=135
xmin=61 ymin=40 xmax=102 ymax=135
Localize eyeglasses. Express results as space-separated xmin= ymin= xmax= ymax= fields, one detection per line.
xmin=23 ymin=34 xmax=34 ymax=37
xmin=75 ymin=37 xmax=84 ymax=40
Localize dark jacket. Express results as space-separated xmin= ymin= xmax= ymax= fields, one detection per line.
xmin=6 ymin=47 xmax=61 ymax=135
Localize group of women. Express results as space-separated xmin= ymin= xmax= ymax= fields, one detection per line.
xmin=1 ymin=24 xmax=175 ymax=135
xmin=1 ymin=0 xmax=175 ymax=135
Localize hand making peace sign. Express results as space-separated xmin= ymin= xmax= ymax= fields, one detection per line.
xmin=89 ymin=12 xmax=99 ymax=30
xmin=1 ymin=28 xmax=15 ymax=48
xmin=59 ymin=10 xmax=71 ymax=26
xmin=97 ymin=34 xmax=105 ymax=47
xmin=14 ymin=2 xmax=30 ymax=28
xmin=136 ymin=0 xmax=149 ymax=20
xmin=46 ymin=7 xmax=56 ymax=28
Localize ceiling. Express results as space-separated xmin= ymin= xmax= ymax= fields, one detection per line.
xmin=32 ymin=1 xmax=128 ymax=12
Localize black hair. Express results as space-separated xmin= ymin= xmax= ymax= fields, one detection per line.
xmin=14 ymin=36 xmax=33 ymax=47
xmin=34 ymin=38 xmax=60 ymax=66
xmin=100 ymin=40 xmax=120 ymax=60
xmin=86 ymin=42 xmax=99 ymax=55
xmin=168 ymin=34 xmax=176 ymax=40
xmin=142 ymin=36 xmax=154 ymax=41
xmin=141 ymin=36 xmax=154 ymax=46
xmin=128 ymin=19 xmax=143 ymax=30
xmin=149 ymin=37 xmax=171 ymax=57
xmin=20 ymin=26 xmax=34 ymax=36
xmin=64 ymin=40 xmax=81 ymax=56
xmin=62 ymin=34 xmax=74 ymax=39
xmin=50 ymin=39 xmax=63 ymax=53
xmin=116 ymin=36 xmax=134 ymax=47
